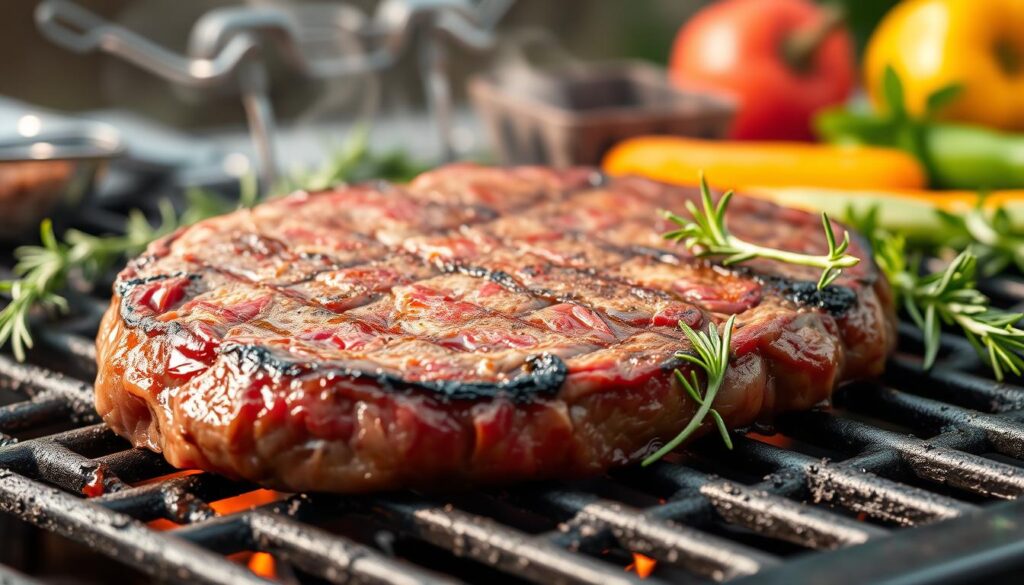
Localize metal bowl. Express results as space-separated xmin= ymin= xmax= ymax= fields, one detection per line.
xmin=0 ymin=119 xmax=123 ymax=239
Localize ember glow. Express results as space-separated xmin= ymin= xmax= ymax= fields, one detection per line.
xmin=209 ymin=489 xmax=282 ymax=515
xmin=247 ymin=552 xmax=276 ymax=579
xmin=747 ymin=432 xmax=794 ymax=449
xmin=147 ymin=518 xmax=181 ymax=531
xmin=81 ymin=467 xmax=106 ymax=498
xmin=626 ymin=553 xmax=657 ymax=578
xmin=134 ymin=470 xmax=284 ymax=531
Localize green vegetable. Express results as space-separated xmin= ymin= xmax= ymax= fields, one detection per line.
xmin=663 ymin=175 xmax=860 ymax=290
xmin=848 ymin=206 xmax=1024 ymax=380
xmin=924 ymin=125 xmax=1024 ymax=190
xmin=816 ymin=66 xmax=1024 ymax=190
xmin=643 ymin=315 xmax=736 ymax=466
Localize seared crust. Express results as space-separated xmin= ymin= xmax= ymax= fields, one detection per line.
xmin=95 ymin=165 xmax=896 ymax=492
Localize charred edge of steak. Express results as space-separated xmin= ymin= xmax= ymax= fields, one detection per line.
xmin=117 ymin=272 xmax=199 ymax=331
xmin=443 ymin=263 xmax=531 ymax=295
xmin=620 ymin=246 xmax=861 ymax=317
xmin=755 ymin=275 xmax=858 ymax=316
xmin=220 ymin=343 xmax=569 ymax=403
xmin=757 ymin=228 xmax=879 ymax=317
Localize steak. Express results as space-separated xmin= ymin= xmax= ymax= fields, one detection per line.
xmin=95 ymin=164 xmax=897 ymax=492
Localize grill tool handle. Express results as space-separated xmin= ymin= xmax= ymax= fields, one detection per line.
xmin=35 ymin=0 xmax=287 ymax=187
xmin=35 ymin=0 xmax=515 ymax=185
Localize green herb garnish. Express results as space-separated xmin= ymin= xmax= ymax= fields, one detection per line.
xmin=643 ymin=314 xmax=736 ymax=466
xmin=280 ymin=126 xmax=429 ymax=193
xmin=663 ymin=175 xmax=860 ymax=290
xmin=0 ymin=188 xmax=235 ymax=361
xmin=936 ymin=202 xmax=1024 ymax=276
xmin=848 ymin=206 xmax=1024 ymax=380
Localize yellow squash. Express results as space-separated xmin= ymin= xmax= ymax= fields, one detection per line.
xmin=865 ymin=0 xmax=1024 ymax=131
xmin=602 ymin=136 xmax=927 ymax=190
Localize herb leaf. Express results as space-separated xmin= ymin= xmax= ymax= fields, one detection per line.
xmin=663 ymin=175 xmax=860 ymax=290
xmin=643 ymin=314 xmax=736 ymax=466
xmin=0 ymin=190 xmax=231 ymax=361
xmin=924 ymin=83 xmax=963 ymax=118
xmin=280 ymin=126 xmax=429 ymax=193
xmin=882 ymin=65 xmax=907 ymax=120
xmin=848 ymin=205 xmax=1024 ymax=380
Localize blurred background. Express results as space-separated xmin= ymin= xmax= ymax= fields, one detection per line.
xmin=0 ymin=0 xmax=895 ymax=125
xmin=0 ymin=0 xmax=897 ymax=165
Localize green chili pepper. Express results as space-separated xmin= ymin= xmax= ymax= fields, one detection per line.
xmin=815 ymin=66 xmax=1024 ymax=190
xmin=924 ymin=124 xmax=1024 ymax=190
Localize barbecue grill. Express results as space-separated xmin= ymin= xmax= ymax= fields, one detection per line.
xmin=2 ymin=194 xmax=1024 ymax=585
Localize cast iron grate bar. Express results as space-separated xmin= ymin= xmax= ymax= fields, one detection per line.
xmin=3 ymin=281 xmax=1024 ymax=583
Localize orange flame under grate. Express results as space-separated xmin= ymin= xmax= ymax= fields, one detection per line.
xmin=626 ymin=553 xmax=657 ymax=579
xmin=747 ymin=432 xmax=794 ymax=449
xmin=247 ymin=552 xmax=277 ymax=579
xmin=209 ymin=489 xmax=282 ymax=515
xmin=136 ymin=469 xmax=284 ymax=580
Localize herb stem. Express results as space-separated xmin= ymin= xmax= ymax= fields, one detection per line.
xmin=713 ymin=232 xmax=861 ymax=272
xmin=847 ymin=204 xmax=1024 ymax=381
xmin=643 ymin=391 xmax=717 ymax=466
xmin=663 ymin=175 xmax=860 ymax=290
xmin=643 ymin=314 xmax=736 ymax=466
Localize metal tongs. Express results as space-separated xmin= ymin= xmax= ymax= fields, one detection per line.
xmin=35 ymin=0 xmax=513 ymax=189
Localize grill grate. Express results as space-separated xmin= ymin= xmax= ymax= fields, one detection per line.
xmin=3 ymin=258 xmax=1024 ymax=583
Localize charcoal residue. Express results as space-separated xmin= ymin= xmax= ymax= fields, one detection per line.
xmin=219 ymin=343 xmax=568 ymax=403
xmin=758 ymin=276 xmax=858 ymax=316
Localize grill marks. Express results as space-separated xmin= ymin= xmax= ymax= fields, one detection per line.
xmin=117 ymin=166 xmax=865 ymax=399
xmin=97 ymin=165 xmax=898 ymax=493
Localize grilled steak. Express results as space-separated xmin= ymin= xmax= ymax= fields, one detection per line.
xmin=95 ymin=164 xmax=897 ymax=492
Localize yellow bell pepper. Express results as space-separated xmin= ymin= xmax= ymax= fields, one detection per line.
xmin=602 ymin=136 xmax=927 ymax=190
xmin=865 ymin=0 xmax=1024 ymax=131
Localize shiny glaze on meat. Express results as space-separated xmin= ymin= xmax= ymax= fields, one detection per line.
xmin=95 ymin=164 xmax=896 ymax=492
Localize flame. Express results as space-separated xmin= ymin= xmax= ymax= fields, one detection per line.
xmin=138 ymin=475 xmax=281 ymax=531
xmin=747 ymin=432 xmax=794 ymax=448
xmin=210 ymin=489 xmax=283 ymax=515
xmin=248 ymin=552 xmax=276 ymax=579
xmin=625 ymin=553 xmax=657 ymax=579
xmin=147 ymin=518 xmax=181 ymax=531
xmin=134 ymin=471 xmax=283 ymax=579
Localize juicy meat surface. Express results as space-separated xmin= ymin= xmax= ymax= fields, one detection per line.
xmin=95 ymin=164 xmax=897 ymax=492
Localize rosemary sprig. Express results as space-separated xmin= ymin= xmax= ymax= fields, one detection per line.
xmin=663 ymin=175 xmax=860 ymax=289
xmin=935 ymin=203 xmax=1024 ymax=276
xmin=848 ymin=206 xmax=1024 ymax=380
xmin=643 ymin=315 xmax=736 ymax=466
xmin=0 ymin=189 xmax=233 ymax=361
xmin=280 ymin=126 xmax=429 ymax=193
